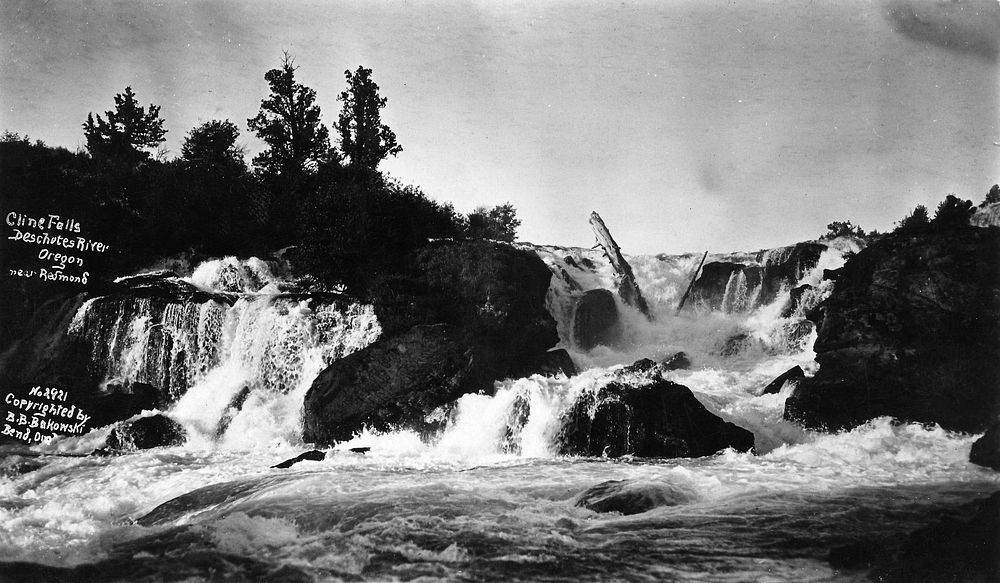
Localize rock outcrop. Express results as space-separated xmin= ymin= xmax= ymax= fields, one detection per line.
xmin=970 ymin=423 xmax=1000 ymax=471
xmin=303 ymin=240 xmax=559 ymax=446
xmin=689 ymin=242 xmax=826 ymax=312
xmin=760 ymin=366 xmax=805 ymax=395
xmin=572 ymin=288 xmax=621 ymax=351
xmin=557 ymin=360 xmax=755 ymax=458
xmin=574 ymin=479 xmax=699 ymax=515
xmin=105 ymin=414 xmax=187 ymax=452
xmin=785 ymin=225 xmax=1000 ymax=433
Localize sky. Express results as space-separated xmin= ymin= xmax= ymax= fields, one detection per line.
xmin=1 ymin=0 xmax=998 ymax=254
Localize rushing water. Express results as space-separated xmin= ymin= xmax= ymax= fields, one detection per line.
xmin=1 ymin=242 xmax=997 ymax=582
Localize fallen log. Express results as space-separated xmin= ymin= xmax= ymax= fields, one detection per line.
xmin=589 ymin=212 xmax=652 ymax=320
xmin=675 ymin=251 xmax=709 ymax=315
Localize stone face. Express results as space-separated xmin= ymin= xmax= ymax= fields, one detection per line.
xmin=558 ymin=367 xmax=755 ymax=458
xmin=572 ymin=289 xmax=621 ymax=351
xmin=970 ymin=423 xmax=1000 ymax=471
xmin=304 ymin=240 xmax=561 ymax=446
xmin=105 ymin=414 xmax=187 ymax=452
xmin=785 ymin=226 xmax=1000 ymax=433
xmin=690 ymin=242 xmax=826 ymax=312
xmin=303 ymin=324 xmax=475 ymax=445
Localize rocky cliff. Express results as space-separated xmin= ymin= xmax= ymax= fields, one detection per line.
xmin=784 ymin=224 xmax=1000 ymax=432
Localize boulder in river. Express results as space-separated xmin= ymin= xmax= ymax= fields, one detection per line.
xmin=558 ymin=362 xmax=755 ymax=458
xmin=304 ymin=240 xmax=560 ymax=446
xmin=970 ymin=423 xmax=1000 ymax=471
xmin=574 ymin=479 xmax=700 ymax=515
xmin=572 ymin=288 xmax=621 ymax=351
xmin=760 ymin=366 xmax=805 ymax=395
xmin=785 ymin=225 xmax=1000 ymax=433
xmin=105 ymin=414 xmax=187 ymax=452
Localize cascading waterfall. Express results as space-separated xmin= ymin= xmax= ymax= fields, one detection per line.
xmin=66 ymin=257 xmax=382 ymax=446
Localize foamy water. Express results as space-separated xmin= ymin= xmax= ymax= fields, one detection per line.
xmin=1 ymin=246 xmax=996 ymax=581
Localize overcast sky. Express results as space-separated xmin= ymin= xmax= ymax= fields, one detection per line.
xmin=2 ymin=0 xmax=997 ymax=254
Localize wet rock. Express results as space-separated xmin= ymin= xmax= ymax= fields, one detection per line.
xmin=0 ymin=455 xmax=45 ymax=479
xmin=661 ymin=351 xmax=691 ymax=371
xmin=303 ymin=324 xmax=485 ymax=445
xmin=872 ymin=491 xmax=1000 ymax=582
xmin=720 ymin=332 xmax=753 ymax=357
xmin=622 ymin=358 xmax=660 ymax=375
xmin=822 ymin=267 xmax=843 ymax=281
xmin=760 ymin=366 xmax=805 ymax=395
xmin=534 ymin=348 xmax=578 ymax=377
xmin=300 ymin=239 xmax=561 ymax=446
xmin=558 ymin=372 xmax=755 ymax=458
xmin=690 ymin=242 xmax=826 ymax=312
xmin=86 ymin=382 xmax=164 ymax=428
xmin=272 ymin=449 xmax=326 ymax=469
xmin=572 ymin=289 xmax=621 ymax=351
xmin=105 ymin=414 xmax=187 ymax=452
xmin=785 ymin=226 xmax=1000 ymax=433
xmin=970 ymin=423 xmax=1000 ymax=471
xmin=574 ymin=479 xmax=699 ymax=515
xmin=781 ymin=284 xmax=814 ymax=318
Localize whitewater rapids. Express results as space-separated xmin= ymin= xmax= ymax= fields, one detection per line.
xmin=0 ymin=243 xmax=996 ymax=582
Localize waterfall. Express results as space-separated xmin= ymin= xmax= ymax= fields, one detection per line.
xmin=67 ymin=257 xmax=382 ymax=445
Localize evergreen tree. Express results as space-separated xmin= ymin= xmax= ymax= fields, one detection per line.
xmin=247 ymin=54 xmax=332 ymax=178
xmin=83 ymin=86 xmax=166 ymax=163
xmin=897 ymin=204 xmax=930 ymax=231
xmin=982 ymin=184 xmax=1000 ymax=207
xmin=336 ymin=66 xmax=401 ymax=172
xmin=181 ymin=120 xmax=245 ymax=172
xmin=247 ymin=54 xmax=332 ymax=240
xmin=466 ymin=203 xmax=521 ymax=242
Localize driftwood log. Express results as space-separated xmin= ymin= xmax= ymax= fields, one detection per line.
xmin=589 ymin=212 xmax=652 ymax=320
xmin=675 ymin=250 xmax=708 ymax=315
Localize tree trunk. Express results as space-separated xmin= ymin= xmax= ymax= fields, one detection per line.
xmin=589 ymin=212 xmax=652 ymax=320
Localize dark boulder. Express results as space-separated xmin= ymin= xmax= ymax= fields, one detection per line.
xmin=661 ymin=351 xmax=691 ymax=371
xmin=558 ymin=372 xmax=755 ymax=458
xmin=85 ymin=382 xmax=164 ymax=428
xmin=534 ymin=348 xmax=578 ymax=377
xmin=970 ymin=423 xmax=1000 ymax=471
xmin=272 ymin=449 xmax=326 ymax=469
xmin=785 ymin=227 xmax=1000 ymax=433
xmin=719 ymin=332 xmax=754 ymax=357
xmin=303 ymin=324 xmax=477 ymax=445
xmin=574 ymin=479 xmax=699 ymax=515
xmin=781 ymin=284 xmax=813 ymax=318
xmin=572 ymin=289 xmax=621 ymax=351
xmin=760 ymin=366 xmax=805 ymax=395
xmin=304 ymin=240 xmax=560 ymax=446
xmin=105 ymin=415 xmax=187 ymax=452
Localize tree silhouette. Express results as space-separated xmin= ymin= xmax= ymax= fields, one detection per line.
xmin=466 ymin=203 xmax=521 ymax=242
xmin=83 ymin=86 xmax=166 ymax=163
xmin=181 ymin=119 xmax=245 ymax=172
xmin=336 ymin=66 xmax=401 ymax=172
xmin=247 ymin=53 xmax=331 ymax=179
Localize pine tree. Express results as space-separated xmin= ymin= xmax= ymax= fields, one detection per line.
xmin=83 ymin=86 xmax=166 ymax=163
xmin=247 ymin=53 xmax=331 ymax=179
xmin=336 ymin=66 xmax=402 ymax=172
